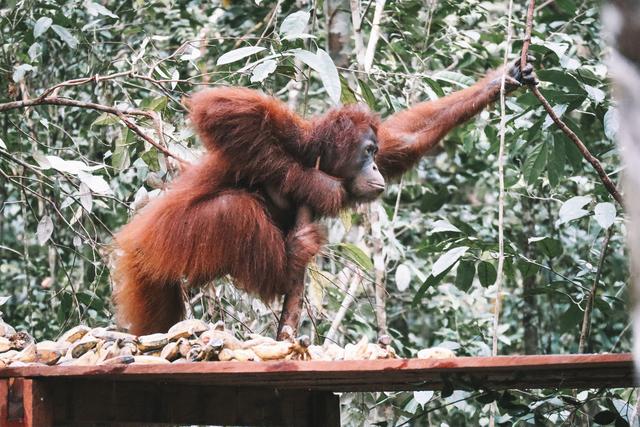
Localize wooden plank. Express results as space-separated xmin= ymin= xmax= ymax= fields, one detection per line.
xmin=0 ymin=354 xmax=633 ymax=391
xmin=40 ymin=380 xmax=338 ymax=426
xmin=21 ymin=380 xmax=53 ymax=427
xmin=0 ymin=379 xmax=53 ymax=427
xmin=6 ymin=378 xmax=25 ymax=427
xmin=0 ymin=379 xmax=8 ymax=425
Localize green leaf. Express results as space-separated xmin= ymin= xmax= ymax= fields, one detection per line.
xmin=12 ymin=64 xmax=34 ymax=83
xmin=593 ymin=410 xmax=616 ymax=425
xmin=433 ymin=70 xmax=475 ymax=87
xmin=57 ymin=291 xmax=73 ymax=324
xmin=51 ymin=25 xmax=78 ymax=49
xmin=412 ymin=267 xmax=453 ymax=305
xmin=33 ymin=17 xmax=52 ymax=38
xmin=79 ymin=182 xmax=92 ymax=212
xmin=584 ymin=85 xmax=605 ymax=104
xmin=547 ymin=134 xmax=566 ymax=187
xmin=337 ymin=243 xmax=373 ymax=271
xmin=555 ymin=0 xmax=577 ymax=13
xmin=36 ymin=215 xmax=54 ymax=245
xmin=293 ymin=48 xmax=341 ymax=104
xmin=92 ymin=113 xmax=119 ymax=126
xmin=476 ymin=392 xmax=499 ymax=404
xmin=423 ymin=77 xmax=445 ymax=97
xmin=477 ymin=261 xmax=497 ymax=287
xmin=395 ymin=263 xmax=412 ymax=292
xmin=85 ymin=1 xmax=118 ymax=19
xmin=455 ymin=260 xmax=475 ymax=291
xmin=430 ymin=219 xmax=461 ymax=234
xmin=536 ymin=70 xmax=584 ymax=93
xmin=538 ymin=40 xmax=569 ymax=58
xmin=430 ymin=246 xmax=468 ymax=277
xmin=529 ymin=236 xmax=563 ymax=258
xmin=77 ymin=290 xmax=103 ymax=310
xmin=594 ymin=202 xmax=616 ymax=229
xmin=280 ymin=11 xmax=310 ymax=40
xmin=543 ymin=104 xmax=568 ymax=129
xmin=413 ymin=390 xmax=434 ymax=406
xmin=112 ymin=128 xmax=133 ymax=171
xmin=78 ymin=171 xmax=113 ymax=195
xmin=556 ymin=195 xmax=591 ymax=226
xmin=522 ymin=142 xmax=548 ymax=185
xmin=141 ymin=96 xmax=168 ymax=112
xmin=556 ymin=133 xmax=583 ymax=172
xmin=250 ymin=60 xmax=277 ymax=83
xmin=357 ymin=79 xmax=377 ymax=109
xmin=517 ymin=259 xmax=538 ymax=279
xmin=340 ymin=76 xmax=357 ymax=105
xmin=419 ymin=186 xmax=449 ymax=212
xmin=217 ymin=46 xmax=266 ymax=66
xmin=141 ymin=148 xmax=160 ymax=171
xmin=44 ymin=155 xmax=102 ymax=174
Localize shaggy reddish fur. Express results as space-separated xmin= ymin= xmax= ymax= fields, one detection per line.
xmin=114 ymin=76 xmax=505 ymax=335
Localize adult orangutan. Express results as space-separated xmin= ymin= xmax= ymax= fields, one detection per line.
xmin=113 ymin=59 xmax=536 ymax=335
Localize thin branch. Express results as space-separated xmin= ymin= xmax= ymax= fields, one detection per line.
xmin=324 ymin=272 xmax=362 ymax=344
xmin=535 ymin=0 xmax=555 ymax=12
xmin=520 ymin=0 xmax=623 ymax=206
xmin=578 ymin=228 xmax=613 ymax=353
xmin=38 ymin=70 xmax=132 ymax=99
xmin=492 ymin=0 xmax=515 ymax=362
xmin=491 ymin=3 xmax=514 ymax=426
xmin=371 ymin=203 xmax=388 ymax=336
xmin=0 ymin=96 xmax=184 ymax=163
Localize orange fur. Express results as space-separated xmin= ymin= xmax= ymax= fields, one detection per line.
xmin=113 ymin=77 xmax=506 ymax=334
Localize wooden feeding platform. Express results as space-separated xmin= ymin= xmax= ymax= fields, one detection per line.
xmin=0 ymin=353 xmax=634 ymax=426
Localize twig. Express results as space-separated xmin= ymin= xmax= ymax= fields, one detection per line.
xmin=0 ymin=96 xmax=184 ymax=163
xmin=491 ymin=4 xmax=514 ymax=427
xmin=37 ymin=71 xmax=132 ymax=99
xmin=370 ymin=203 xmax=388 ymax=336
xmin=578 ymin=228 xmax=613 ymax=353
xmin=324 ymin=272 xmax=362 ymax=344
xmin=520 ymin=0 xmax=623 ymax=206
xmin=492 ymin=0 xmax=514 ymax=363
xmin=535 ymin=0 xmax=555 ymax=12
xmin=609 ymin=321 xmax=630 ymax=352
xmin=147 ymin=39 xmax=204 ymax=78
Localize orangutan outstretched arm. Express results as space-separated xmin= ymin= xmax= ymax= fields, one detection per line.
xmin=376 ymin=58 xmax=536 ymax=179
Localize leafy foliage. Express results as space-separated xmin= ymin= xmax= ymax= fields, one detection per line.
xmin=0 ymin=0 xmax=633 ymax=424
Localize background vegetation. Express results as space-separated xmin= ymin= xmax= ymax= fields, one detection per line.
xmin=0 ymin=0 xmax=634 ymax=424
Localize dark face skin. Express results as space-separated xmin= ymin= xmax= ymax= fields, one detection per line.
xmin=342 ymin=128 xmax=386 ymax=201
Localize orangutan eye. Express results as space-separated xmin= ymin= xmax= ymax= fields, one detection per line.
xmin=366 ymin=143 xmax=378 ymax=156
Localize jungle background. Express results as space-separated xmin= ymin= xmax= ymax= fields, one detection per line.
xmin=0 ymin=0 xmax=635 ymax=425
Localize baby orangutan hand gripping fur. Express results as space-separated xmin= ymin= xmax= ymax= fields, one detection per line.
xmin=113 ymin=60 xmax=536 ymax=335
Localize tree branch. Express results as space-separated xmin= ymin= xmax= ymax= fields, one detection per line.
xmin=578 ymin=228 xmax=613 ymax=353
xmin=0 ymin=96 xmax=184 ymax=163
xmin=324 ymin=271 xmax=362 ymax=344
xmin=520 ymin=0 xmax=623 ymax=206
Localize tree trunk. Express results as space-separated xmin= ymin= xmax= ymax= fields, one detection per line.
xmin=325 ymin=0 xmax=352 ymax=68
xmin=604 ymin=0 xmax=640 ymax=365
